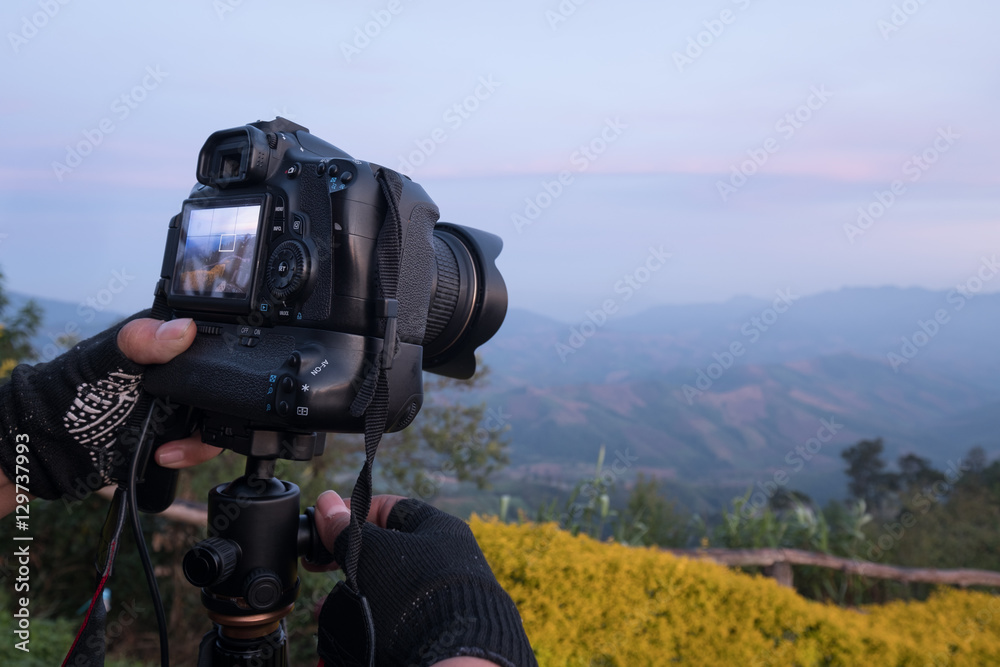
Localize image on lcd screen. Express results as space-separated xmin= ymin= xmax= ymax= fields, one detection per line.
xmin=174 ymin=204 xmax=260 ymax=297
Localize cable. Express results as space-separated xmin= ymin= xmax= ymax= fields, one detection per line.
xmin=128 ymin=400 xmax=170 ymax=667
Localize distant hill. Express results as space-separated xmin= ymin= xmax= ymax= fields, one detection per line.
xmin=8 ymin=291 xmax=128 ymax=362
xmin=483 ymin=287 xmax=1000 ymax=391
xmin=475 ymin=287 xmax=1000 ymax=499
xmin=9 ymin=287 xmax=999 ymax=504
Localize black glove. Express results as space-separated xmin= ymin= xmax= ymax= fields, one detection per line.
xmin=0 ymin=315 xmax=184 ymax=500
xmin=317 ymin=499 xmax=537 ymax=667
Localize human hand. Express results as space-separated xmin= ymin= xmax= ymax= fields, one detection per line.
xmin=0 ymin=315 xmax=221 ymax=505
xmin=306 ymin=491 xmax=535 ymax=667
xmin=116 ymin=318 xmax=222 ymax=470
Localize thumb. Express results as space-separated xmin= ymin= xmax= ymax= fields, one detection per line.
xmin=315 ymin=490 xmax=352 ymax=555
xmin=117 ymin=318 xmax=195 ymax=365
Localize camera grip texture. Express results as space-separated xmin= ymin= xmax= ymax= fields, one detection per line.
xmin=143 ymin=326 xmax=424 ymax=438
xmin=144 ymin=332 xmax=293 ymax=420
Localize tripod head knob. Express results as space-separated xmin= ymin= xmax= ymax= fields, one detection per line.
xmin=244 ymin=568 xmax=283 ymax=610
xmin=183 ymin=537 xmax=241 ymax=588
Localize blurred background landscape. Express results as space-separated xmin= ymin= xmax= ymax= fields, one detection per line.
xmin=3 ymin=0 xmax=1000 ymax=663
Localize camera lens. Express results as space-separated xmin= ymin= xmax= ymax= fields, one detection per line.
xmin=422 ymin=224 xmax=507 ymax=379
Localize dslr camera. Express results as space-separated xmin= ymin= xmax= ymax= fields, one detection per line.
xmin=142 ymin=117 xmax=506 ymax=481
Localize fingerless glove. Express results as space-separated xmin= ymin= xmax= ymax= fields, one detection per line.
xmin=0 ymin=323 xmax=144 ymax=500
xmin=318 ymin=499 xmax=537 ymax=667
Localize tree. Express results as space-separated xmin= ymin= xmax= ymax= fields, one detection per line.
xmin=897 ymin=452 xmax=945 ymax=493
xmin=965 ymin=445 xmax=988 ymax=476
xmin=375 ymin=363 xmax=510 ymax=500
xmin=0 ymin=268 xmax=42 ymax=383
xmin=622 ymin=474 xmax=691 ymax=547
xmin=841 ymin=438 xmax=897 ymax=514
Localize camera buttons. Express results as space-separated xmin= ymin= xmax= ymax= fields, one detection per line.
xmin=290 ymin=214 xmax=304 ymax=235
xmin=265 ymin=240 xmax=308 ymax=301
xmin=340 ymin=171 xmax=353 ymax=184
xmin=285 ymin=162 xmax=301 ymax=178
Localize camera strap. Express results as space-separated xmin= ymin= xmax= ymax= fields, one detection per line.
xmin=317 ymin=168 xmax=405 ymax=667
xmin=345 ymin=167 xmax=404 ymax=592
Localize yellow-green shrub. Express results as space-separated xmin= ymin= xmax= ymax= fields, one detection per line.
xmin=470 ymin=517 xmax=1000 ymax=666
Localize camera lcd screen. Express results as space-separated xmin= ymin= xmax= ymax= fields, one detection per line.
xmin=173 ymin=201 xmax=262 ymax=299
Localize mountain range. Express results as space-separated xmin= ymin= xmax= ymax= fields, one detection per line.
xmin=472 ymin=287 xmax=1000 ymax=502
xmin=9 ymin=286 xmax=1000 ymax=504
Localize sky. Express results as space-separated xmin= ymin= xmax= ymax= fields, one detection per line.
xmin=1 ymin=0 xmax=998 ymax=323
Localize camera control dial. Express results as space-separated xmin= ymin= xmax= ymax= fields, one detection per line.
xmin=265 ymin=240 xmax=308 ymax=301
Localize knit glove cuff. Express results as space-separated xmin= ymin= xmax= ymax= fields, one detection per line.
xmin=0 ymin=322 xmax=145 ymax=500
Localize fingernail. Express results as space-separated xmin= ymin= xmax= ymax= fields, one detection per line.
xmin=317 ymin=491 xmax=342 ymax=519
xmin=157 ymin=448 xmax=184 ymax=466
xmin=155 ymin=318 xmax=193 ymax=341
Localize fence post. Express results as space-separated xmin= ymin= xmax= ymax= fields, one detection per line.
xmin=763 ymin=561 xmax=794 ymax=588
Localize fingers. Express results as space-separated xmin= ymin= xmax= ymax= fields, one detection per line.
xmin=305 ymin=492 xmax=406 ymax=572
xmin=312 ymin=490 xmax=352 ymax=564
xmin=117 ymin=318 xmax=195 ymax=365
xmin=355 ymin=494 xmax=408 ymax=530
xmin=154 ymin=433 xmax=223 ymax=469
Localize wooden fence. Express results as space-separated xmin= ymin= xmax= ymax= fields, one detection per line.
xmin=120 ymin=490 xmax=1000 ymax=591
xmin=665 ymin=547 xmax=1000 ymax=589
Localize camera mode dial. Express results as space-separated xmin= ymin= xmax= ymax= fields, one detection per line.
xmin=265 ymin=240 xmax=309 ymax=301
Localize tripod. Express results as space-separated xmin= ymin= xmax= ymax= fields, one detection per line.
xmin=181 ymin=433 xmax=333 ymax=666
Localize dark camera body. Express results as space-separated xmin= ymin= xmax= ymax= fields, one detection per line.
xmin=142 ymin=118 xmax=506 ymax=461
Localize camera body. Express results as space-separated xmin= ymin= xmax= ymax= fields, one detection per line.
xmin=143 ymin=118 xmax=506 ymax=460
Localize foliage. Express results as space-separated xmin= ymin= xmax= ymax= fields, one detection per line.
xmin=841 ymin=437 xmax=897 ymax=514
xmin=881 ymin=455 xmax=1000 ymax=574
xmin=0 ymin=607 xmax=143 ymax=666
xmin=620 ymin=473 xmax=692 ymax=548
xmin=472 ymin=517 xmax=1000 ymax=666
xmin=0 ymin=269 xmax=42 ymax=383
xmin=376 ymin=363 xmax=511 ymax=499
xmin=531 ymin=446 xmax=650 ymax=546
